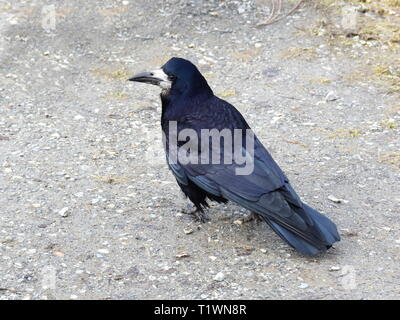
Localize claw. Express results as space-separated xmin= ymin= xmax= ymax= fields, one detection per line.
xmin=181 ymin=204 xmax=210 ymax=223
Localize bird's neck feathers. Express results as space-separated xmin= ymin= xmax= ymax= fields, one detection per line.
xmin=160 ymin=88 xmax=213 ymax=125
xmin=160 ymin=72 xmax=214 ymax=123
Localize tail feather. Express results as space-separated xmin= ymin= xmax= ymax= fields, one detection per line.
xmin=302 ymin=203 xmax=340 ymax=245
xmin=261 ymin=203 xmax=340 ymax=256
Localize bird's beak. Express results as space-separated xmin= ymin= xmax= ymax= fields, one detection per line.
xmin=128 ymin=69 xmax=171 ymax=88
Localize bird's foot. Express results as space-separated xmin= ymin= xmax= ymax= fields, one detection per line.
xmin=237 ymin=212 xmax=262 ymax=224
xmin=181 ymin=204 xmax=210 ymax=223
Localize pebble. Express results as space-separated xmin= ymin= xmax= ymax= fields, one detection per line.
xmin=97 ymin=249 xmax=110 ymax=254
xmin=58 ymin=207 xmax=69 ymax=217
xmin=328 ymin=195 xmax=348 ymax=204
xmin=74 ymin=114 xmax=85 ymax=121
xmin=298 ymin=283 xmax=309 ymax=289
xmin=325 ymin=91 xmax=339 ymax=102
xmin=213 ymin=272 xmax=225 ymax=281
xmin=329 ymin=266 xmax=341 ymax=271
xmin=262 ymin=67 xmax=279 ymax=77
xmin=176 ymin=253 xmax=190 ymax=259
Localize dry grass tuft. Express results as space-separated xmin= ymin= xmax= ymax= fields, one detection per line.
xmin=218 ymin=89 xmax=237 ymax=98
xmin=379 ymin=153 xmax=400 ymax=166
xmin=91 ymin=68 xmax=129 ymax=81
xmin=327 ymin=128 xmax=363 ymax=139
xmin=231 ymin=49 xmax=262 ymax=62
xmin=279 ymin=47 xmax=317 ymax=60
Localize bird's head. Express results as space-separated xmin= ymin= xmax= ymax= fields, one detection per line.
xmin=128 ymin=57 xmax=212 ymax=97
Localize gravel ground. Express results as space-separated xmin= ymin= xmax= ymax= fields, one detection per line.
xmin=0 ymin=0 xmax=399 ymax=300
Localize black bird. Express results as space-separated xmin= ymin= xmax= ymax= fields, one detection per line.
xmin=129 ymin=57 xmax=340 ymax=255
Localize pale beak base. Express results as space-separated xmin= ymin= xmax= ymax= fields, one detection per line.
xmin=128 ymin=69 xmax=171 ymax=89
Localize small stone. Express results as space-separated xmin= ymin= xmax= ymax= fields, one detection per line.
xmin=53 ymin=251 xmax=64 ymax=257
xmin=74 ymin=114 xmax=85 ymax=121
xmin=328 ymin=195 xmax=348 ymax=204
xmin=97 ymin=249 xmax=109 ymax=254
xmin=58 ymin=207 xmax=69 ymax=217
xmin=260 ymin=248 xmax=267 ymax=253
xmin=176 ymin=253 xmax=190 ymax=259
xmin=329 ymin=266 xmax=341 ymax=271
xmin=149 ymin=275 xmax=156 ymax=281
xmin=233 ymin=219 xmax=243 ymax=225
xmin=209 ymin=256 xmax=217 ymax=261
xmin=262 ymin=67 xmax=279 ymax=78
xmin=188 ymin=43 xmax=195 ymax=48
xmin=184 ymin=228 xmax=194 ymax=235
xmin=325 ymin=91 xmax=339 ymax=102
xmin=213 ymin=272 xmax=225 ymax=281
xmin=298 ymin=283 xmax=309 ymax=289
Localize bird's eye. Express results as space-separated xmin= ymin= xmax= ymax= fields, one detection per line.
xmin=168 ymin=75 xmax=176 ymax=81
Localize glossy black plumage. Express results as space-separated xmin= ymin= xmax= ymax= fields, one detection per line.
xmin=134 ymin=57 xmax=340 ymax=255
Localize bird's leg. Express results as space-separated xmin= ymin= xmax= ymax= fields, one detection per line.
xmin=181 ymin=204 xmax=210 ymax=223
xmin=238 ymin=212 xmax=262 ymax=224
